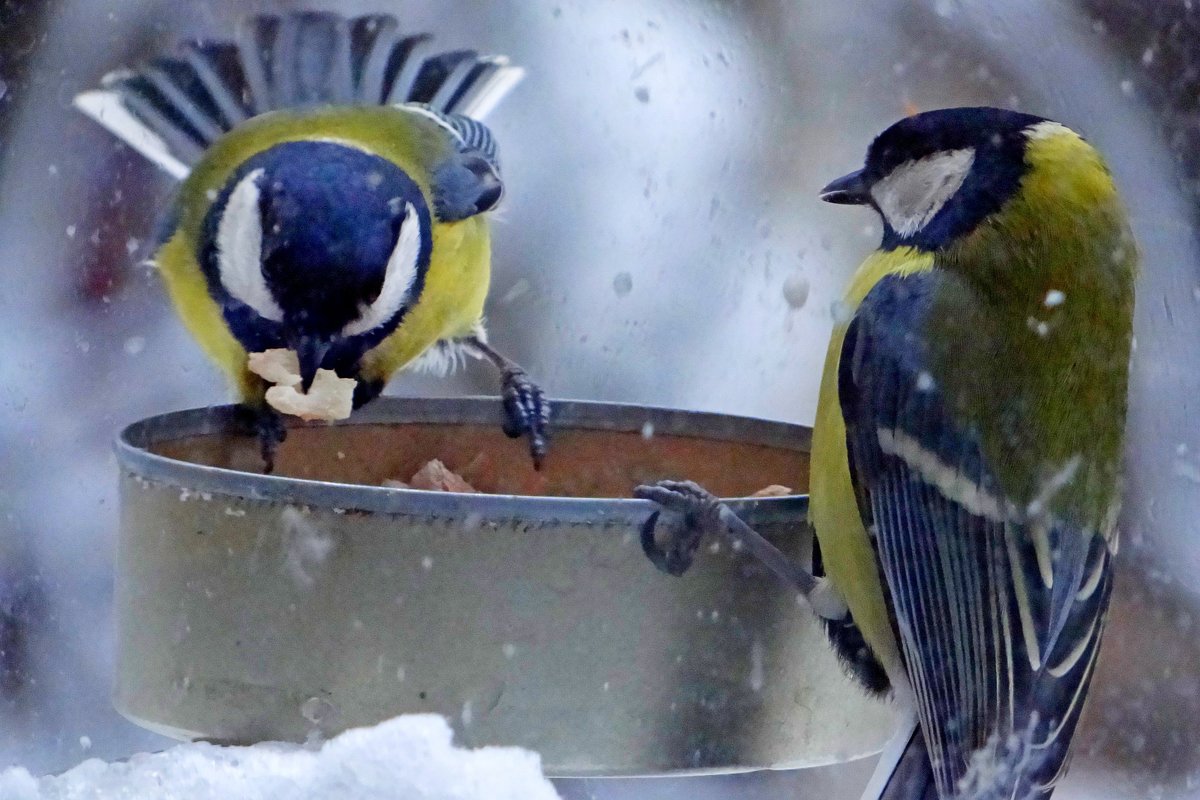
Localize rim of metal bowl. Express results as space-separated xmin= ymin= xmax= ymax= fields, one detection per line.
xmin=115 ymin=397 xmax=811 ymax=525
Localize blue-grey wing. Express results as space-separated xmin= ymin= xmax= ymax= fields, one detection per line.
xmin=841 ymin=272 xmax=1112 ymax=800
xmin=405 ymin=104 xmax=505 ymax=222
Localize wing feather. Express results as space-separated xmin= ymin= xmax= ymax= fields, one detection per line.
xmin=841 ymin=271 xmax=1112 ymax=800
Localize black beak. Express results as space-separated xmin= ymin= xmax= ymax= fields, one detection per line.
xmin=819 ymin=169 xmax=870 ymax=205
xmin=294 ymin=335 xmax=332 ymax=393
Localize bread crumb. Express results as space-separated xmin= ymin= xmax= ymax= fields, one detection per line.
xmin=248 ymin=348 xmax=355 ymax=421
xmin=409 ymin=460 xmax=478 ymax=493
xmin=385 ymin=461 xmax=478 ymax=493
xmin=751 ymin=484 xmax=793 ymax=497
xmin=247 ymin=349 xmax=302 ymax=387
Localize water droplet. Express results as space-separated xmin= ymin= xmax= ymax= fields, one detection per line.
xmin=300 ymin=696 xmax=337 ymax=725
xmin=749 ymin=638 xmax=765 ymax=692
xmin=124 ymin=336 xmax=146 ymax=356
xmin=499 ymin=278 xmax=530 ymax=305
xmin=641 ymin=421 xmax=655 ymax=439
xmin=612 ymin=271 xmax=633 ymax=297
xmin=830 ymin=300 xmax=853 ymax=324
xmin=1043 ymin=289 xmax=1065 ymax=308
xmin=782 ymin=273 xmax=809 ymax=309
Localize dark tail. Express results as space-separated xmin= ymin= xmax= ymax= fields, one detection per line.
xmin=861 ymin=716 xmax=939 ymax=800
xmin=865 ymin=716 xmax=1068 ymax=799
xmin=880 ymin=725 xmax=939 ymax=800
xmin=74 ymin=12 xmax=523 ymax=179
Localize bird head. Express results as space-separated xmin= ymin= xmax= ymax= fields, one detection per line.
xmin=820 ymin=107 xmax=1063 ymax=251
xmin=200 ymin=140 xmax=433 ymax=390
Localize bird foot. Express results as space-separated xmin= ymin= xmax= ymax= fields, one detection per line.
xmin=500 ymin=367 xmax=551 ymax=469
xmin=634 ymin=480 xmax=724 ymax=576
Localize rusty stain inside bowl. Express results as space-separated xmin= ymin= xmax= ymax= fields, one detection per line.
xmin=154 ymin=422 xmax=811 ymax=500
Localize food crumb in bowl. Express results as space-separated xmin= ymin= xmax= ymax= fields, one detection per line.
xmin=751 ymin=484 xmax=793 ymax=497
xmin=385 ymin=460 xmax=478 ymax=493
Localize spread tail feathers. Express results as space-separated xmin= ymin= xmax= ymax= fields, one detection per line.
xmin=74 ymin=12 xmax=524 ymax=180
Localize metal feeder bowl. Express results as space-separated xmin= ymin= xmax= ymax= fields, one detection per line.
xmin=114 ymin=397 xmax=895 ymax=776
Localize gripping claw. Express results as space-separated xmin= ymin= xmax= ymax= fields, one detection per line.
xmin=500 ymin=366 xmax=551 ymax=469
xmin=634 ymin=480 xmax=724 ymax=576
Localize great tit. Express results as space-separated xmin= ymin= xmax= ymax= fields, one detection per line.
xmin=637 ymin=107 xmax=1135 ymax=800
xmin=75 ymin=12 xmax=549 ymax=470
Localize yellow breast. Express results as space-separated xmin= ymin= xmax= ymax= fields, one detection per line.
xmin=360 ymin=216 xmax=492 ymax=382
xmin=808 ymin=246 xmax=932 ymax=684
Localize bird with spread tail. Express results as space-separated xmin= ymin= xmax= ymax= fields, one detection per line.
xmin=76 ymin=12 xmax=550 ymax=470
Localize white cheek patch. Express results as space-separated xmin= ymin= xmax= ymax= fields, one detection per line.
xmin=342 ymin=202 xmax=422 ymax=338
xmin=215 ymin=169 xmax=284 ymax=322
xmin=871 ymin=148 xmax=975 ymax=238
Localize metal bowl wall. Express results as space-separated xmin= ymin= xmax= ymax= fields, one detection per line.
xmin=113 ymin=398 xmax=895 ymax=776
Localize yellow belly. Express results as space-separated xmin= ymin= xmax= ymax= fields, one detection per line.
xmin=808 ymin=246 xmax=932 ymax=684
xmin=156 ymin=234 xmax=261 ymax=402
xmin=359 ymin=215 xmax=491 ymax=383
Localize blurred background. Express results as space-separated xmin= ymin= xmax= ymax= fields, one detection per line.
xmin=0 ymin=0 xmax=1198 ymax=797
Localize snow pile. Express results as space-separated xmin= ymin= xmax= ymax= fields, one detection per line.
xmin=0 ymin=715 xmax=560 ymax=800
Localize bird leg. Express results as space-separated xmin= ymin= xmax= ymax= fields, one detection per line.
xmin=461 ymin=336 xmax=551 ymax=469
xmin=235 ymin=404 xmax=287 ymax=474
xmin=634 ymin=480 xmax=847 ymax=620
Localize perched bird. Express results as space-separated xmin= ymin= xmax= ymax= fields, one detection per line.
xmin=637 ymin=107 xmax=1135 ymax=799
xmin=75 ymin=12 xmax=549 ymax=469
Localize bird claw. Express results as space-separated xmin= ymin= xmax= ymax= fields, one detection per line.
xmin=500 ymin=367 xmax=551 ymax=469
xmin=634 ymin=480 xmax=724 ymax=577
